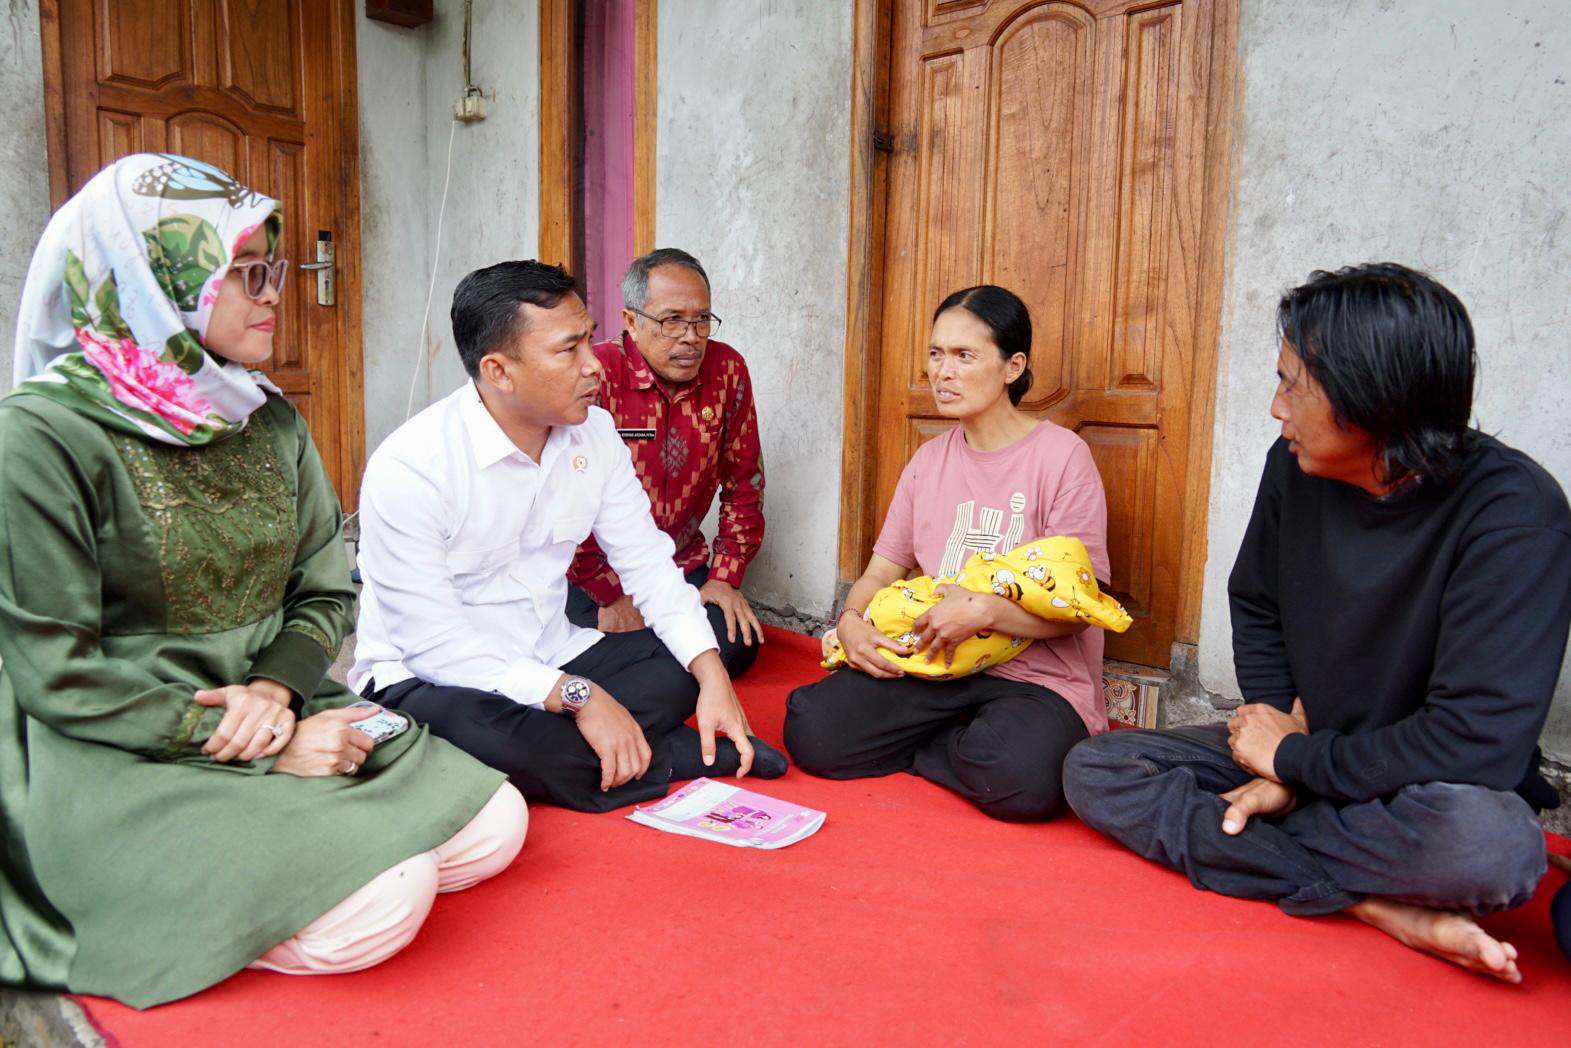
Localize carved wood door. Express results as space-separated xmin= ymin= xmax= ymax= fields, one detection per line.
xmin=45 ymin=0 xmax=365 ymax=508
xmin=870 ymin=0 xmax=1230 ymax=666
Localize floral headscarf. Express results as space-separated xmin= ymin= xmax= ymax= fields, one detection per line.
xmin=11 ymin=153 xmax=284 ymax=446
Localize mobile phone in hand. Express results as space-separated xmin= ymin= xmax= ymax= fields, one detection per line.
xmin=347 ymin=699 xmax=411 ymax=743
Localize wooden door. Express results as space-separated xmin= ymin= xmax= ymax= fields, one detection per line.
xmin=857 ymin=0 xmax=1232 ymax=667
xmin=42 ymin=0 xmax=366 ymax=508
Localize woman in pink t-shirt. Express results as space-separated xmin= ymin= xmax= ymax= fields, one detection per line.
xmin=784 ymin=285 xmax=1112 ymax=821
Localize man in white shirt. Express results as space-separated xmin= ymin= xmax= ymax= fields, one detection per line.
xmin=352 ymin=260 xmax=787 ymax=812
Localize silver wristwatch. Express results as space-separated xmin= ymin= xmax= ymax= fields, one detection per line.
xmin=559 ymin=676 xmax=593 ymax=717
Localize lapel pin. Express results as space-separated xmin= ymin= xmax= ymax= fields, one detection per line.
xmin=572 ymin=454 xmax=588 ymax=473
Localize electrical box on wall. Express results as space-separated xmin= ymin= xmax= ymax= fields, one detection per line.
xmin=366 ymin=0 xmax=433 ymax=29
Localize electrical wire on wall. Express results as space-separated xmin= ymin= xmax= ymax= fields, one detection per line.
xmin=404 ymin=117 xmax=461 ymax=426
xmin=347 ymin=1 xmax=482 ymax=557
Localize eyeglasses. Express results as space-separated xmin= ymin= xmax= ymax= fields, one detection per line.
xmin=628 ymin=307 xmax=721 ymax=339
xmin=230 ymin=259 xmax=289 ymax=301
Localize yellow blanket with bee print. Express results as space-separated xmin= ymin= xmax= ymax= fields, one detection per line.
xmin=820 ymin=536 xmax=1133 ymax=679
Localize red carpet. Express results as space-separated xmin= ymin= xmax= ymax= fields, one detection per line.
xmin=79 ymin=626 xmax=1571 ymax=1046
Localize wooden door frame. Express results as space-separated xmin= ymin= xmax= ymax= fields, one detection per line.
xmin=37 ymin=0 xmax=368 ymax=512
xmin=538 ymin=0 xmax=659 ymax=268
xmin=836 ymin=0 xmax=1240 ymax=658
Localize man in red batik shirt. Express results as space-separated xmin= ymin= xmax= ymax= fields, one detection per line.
xmin=567 ymin=248 xmax=765 ymax=678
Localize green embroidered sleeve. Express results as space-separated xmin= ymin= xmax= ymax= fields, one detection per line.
xmin=0 ymin=404 xmax=219 ymax=760
xmin=244 ymin=402 xmax=357 ymax=703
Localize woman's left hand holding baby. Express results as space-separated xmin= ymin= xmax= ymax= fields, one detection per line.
xmin=911 ymin=584 xmax=991 ymax=669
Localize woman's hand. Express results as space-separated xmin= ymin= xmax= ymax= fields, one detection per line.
xmin=196 ymin=683 xmax=297 ymax=763
xmin=270 ymin=705 xmax=380 ymax=777
xmin=837 ymin=609 xmax=912 ymax=679
xmin=910 ymin=584 xmax=991 ymax=670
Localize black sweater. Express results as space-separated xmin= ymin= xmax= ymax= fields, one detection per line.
xmin=1229 ymin=435 xmax=1571 ymax=804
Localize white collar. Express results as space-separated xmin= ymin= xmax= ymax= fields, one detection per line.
xmin=460 ymin=383 xmax=574 ymax=472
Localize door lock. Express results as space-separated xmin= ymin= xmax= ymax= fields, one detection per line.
xmin=298 ymin=230 xmax=335 ymax=306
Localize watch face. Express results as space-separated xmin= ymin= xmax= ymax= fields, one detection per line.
xmin=563 ymin=678 xmax=591 ymax=708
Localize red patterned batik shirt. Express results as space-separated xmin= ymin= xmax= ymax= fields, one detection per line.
xmin=568 ymin=334 xmax=765 ymax=605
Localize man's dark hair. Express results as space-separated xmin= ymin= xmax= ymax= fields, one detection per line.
xmin=450 ymin=260 xmax=578 ymax=378
xmin=621 ymin=247 xmax=710 ymax=312
xmin=933 ymin=285 xmax=1034 ymax=406
xmin=1278 ymin=262 xmax=1477 ymax=487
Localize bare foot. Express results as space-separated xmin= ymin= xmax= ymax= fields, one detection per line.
xmin=1349 ymin=897 xmax=1522 ymax=983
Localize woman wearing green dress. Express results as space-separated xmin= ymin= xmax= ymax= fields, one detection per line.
xmin=0 ymin=154 xmax=527 ymax=1009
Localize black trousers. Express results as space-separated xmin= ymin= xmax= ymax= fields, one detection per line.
xmin=1063 ymin=724 xmax=1547 ymax=916
xmin=783 ymin=669 xmax=1089 ymax=822
xmin=565 ymin=565 xmax=758 ymax=679
xmin=369 ymin=630 xmax=699 ymax=813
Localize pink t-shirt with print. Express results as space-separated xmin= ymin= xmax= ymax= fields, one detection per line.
xmin=873 ymin=421 xmax=1111 ymax=734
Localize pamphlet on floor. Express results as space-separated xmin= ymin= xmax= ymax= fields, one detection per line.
xmin=628 ymin=777 xmax=826 ymax=849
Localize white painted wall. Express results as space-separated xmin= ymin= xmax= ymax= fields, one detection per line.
xmin=358 ymin=0 xmax=542 ymax=449
xmin=355 ymin=10 xmax=432 ymax=455
xmin=414 ymin=0 xmax=542 ymax=418
xmin=0 ymin=0 xmax=52 ymax=389
xmin=1198 ymin=0 xmax=1571 ymax=760
xmin=655 ymin=0 xmax=854 ymax=619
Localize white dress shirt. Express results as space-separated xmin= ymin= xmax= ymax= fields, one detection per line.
xmin=350 ymin=383 xmax=718 ymax=705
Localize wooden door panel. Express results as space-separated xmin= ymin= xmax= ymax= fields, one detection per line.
xmin=869 ymin=0 xmax=1225 ymax=666
xmin=262 ymin=137 xmax=308 ymax=372
xmin=1109 ymin=2 xmax=1182 ymax=393
xmin=96 ymin=109 xmax=145 ymax=156
xmin=986 ymin=3 xmax=1093 ymax=408
xmin=218 ymin=0 xmax=300 ymax=115
xmin=165 ymin=112 xmax=250 ymax=179
xmin=49 ymin=0 xmax=365 ymax=508
xmin=94 ymin=0 xmax=188 ymax=89
xmin=907 ymin=49 xmax=988 ymax=391
xmin=1079 ymin=424 xmax=1157 ymax=613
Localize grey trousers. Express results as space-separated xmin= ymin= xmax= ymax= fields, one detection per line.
xmin=1063 ymin=724 xmax=1546 ymax=916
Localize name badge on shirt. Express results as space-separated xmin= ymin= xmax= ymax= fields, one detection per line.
xmin=617 ymin=427 xmax=656 ymax=441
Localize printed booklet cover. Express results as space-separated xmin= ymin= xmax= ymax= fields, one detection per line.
xmin=627 ymin=777 xmax=826 ymax=850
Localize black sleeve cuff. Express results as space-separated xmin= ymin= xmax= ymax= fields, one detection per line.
xmin=1273 ymin=731 xmax=1311 ymax=787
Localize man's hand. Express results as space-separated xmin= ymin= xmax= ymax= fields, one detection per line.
xmin=271 ymin=704 xmax=378 ymax=777
xmin=1220 ymin=777 xmax=1298 ymax=834
xmin=836 ymin=609 xmax=911 ymax=678
xmin=574 ymin=685 xmax=652 ymax=792
xmin=910 ymin=584 xmax=991 ymax=669
xmin=196 ymin=683 xmax=297 ymax=763
xmin=1227 ymin=698 xmax=1309 ymax=781
xmin=597 ymin=595 xmax=646 ymax=633
xmin=691 ymin=651 xmax=755 ymax=777
xmin=699 ymin=578 xmax=764 ymax=647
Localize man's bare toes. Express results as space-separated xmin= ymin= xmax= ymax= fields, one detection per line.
xmin=1351 ymin=899 xmax=1525 ymax=984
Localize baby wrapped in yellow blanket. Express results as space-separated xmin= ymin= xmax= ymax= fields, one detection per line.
xmin=821 ymin=536 xmax=1132 ymax=679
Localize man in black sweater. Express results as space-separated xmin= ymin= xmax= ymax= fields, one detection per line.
xmin=1064 ymin=263 xmax=1571 ymax=982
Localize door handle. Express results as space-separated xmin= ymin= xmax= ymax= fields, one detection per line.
xmin=303 ymin=230 xmax=335 ymax=306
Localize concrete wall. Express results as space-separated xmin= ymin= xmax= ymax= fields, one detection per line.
xmin=1198 ymin=0 xmax=1571 ymax=760
xmin=355 ymin=10 xmax=432 ymax=454
xmin=358 ymin=0 xmax=542 ymax=447
xmin=412 ymin=0 xmax=541 ymax=418
xmin=655 ymin=0 xmax=854 ymax=620
xmin=0 ymin=0 xmax=51 ymax=388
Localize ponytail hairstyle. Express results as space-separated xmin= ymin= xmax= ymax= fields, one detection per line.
xmin=933 ymin=285 xmax=1033 ymax=406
